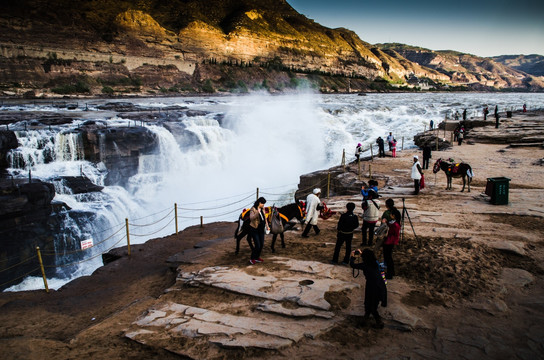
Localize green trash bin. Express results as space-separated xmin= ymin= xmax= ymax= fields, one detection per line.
xmin=486 ymin=177 xmax=510 ymax=205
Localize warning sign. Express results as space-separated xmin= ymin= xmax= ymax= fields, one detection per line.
xmin=81 ymin=239 xmax=94 ymax=250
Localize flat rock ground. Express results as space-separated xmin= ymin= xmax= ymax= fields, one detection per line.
xmin=1 ymin=113 xmax=544 ymax=359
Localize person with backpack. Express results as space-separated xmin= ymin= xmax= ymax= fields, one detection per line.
xmin=249 ymin=197 xmax=269 ymax=265
xmin=361 ymin=190 xmax=380 ymax=247
xmin=350 ymin=248 xmax=387 ymax=328
xmin=332 ymin=202 xmax=359 ymax=265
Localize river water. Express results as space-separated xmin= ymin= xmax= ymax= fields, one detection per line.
xmin=3 ymin=92 xmax=543 ymax=291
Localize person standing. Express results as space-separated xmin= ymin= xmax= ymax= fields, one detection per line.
xmin=462 ymin=109 xmax=467 ymax=121
xmin=361 ymin=190 xmax=380 ymax=246
xmin=495 ymin=110 xmax=500 ymax=129
xmin=386 ymin=132 xmax=394 ymax=151
xmin=249 ymin=197 xmax=269 ymax=265
xmin=429 ymin=119 xmax=434 ymax=130
xmin=411 ymin=156 xmax=424 ymax=195
xmin=523 ymin=104 xmax=527 ymax=112
xmin=457 ymin=127 xmax=464 ymax=145
xmin=391 ymin=138 xmax=397 ymax=158
xmin=302 ymin=188 xmax=322 ymax=238
xmin=483 ymin=106 xmax=489 ymax=120
xmin=332 ymin=202 xmax=359 ymax=265
xmin=422 ymin=145 xmax=432 ymax=170
xmin=383 ymin=208 xmax=401 ymax=279
xmin=355 ymin=143 xmax=363 ymax=162
xmin=350 ymin=249 xmax=387 ymax=328
xmin=376 ymin=137 xmax=385 ymax=158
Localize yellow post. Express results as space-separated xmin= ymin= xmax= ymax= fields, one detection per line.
xmin=125 ymin=218 xmax=131 ymax=257
xmin=342 ymin=149 xmax=346 ymax=171
xmin=370 ymin=145 xmax=373 ymax=161
xmin=36 ymin=246 xmax=49 ymax=293
xmin=436 ymin=130 xmax=439 ymax=151
xmin=200 ymin=216 xmax=204 ymax=228
xmin=174 ymin=203 xmax=178 ymax=235
xmin=369 ymin=164 xmax=372 ymax=179
xmin=256 ymin=187 xmax=259 ymax=201
xmin=327 ymin=172 xmax=331 ymax=199
xmin=402 ymin=136 xmax=404 ymax=150
xmin=451 ymin=132 xmax=454 ymax=145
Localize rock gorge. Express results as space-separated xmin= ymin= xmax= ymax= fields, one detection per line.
xmin=1 ymin=0 xmax=542 ymax=97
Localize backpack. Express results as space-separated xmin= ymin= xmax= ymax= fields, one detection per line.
xmin=270 ymin=206 xmax=284 ymax=234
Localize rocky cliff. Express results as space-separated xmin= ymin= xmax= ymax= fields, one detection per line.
xmin=1 ymin=0 xmax=541 ymax=97
xmin=492 ymin=54 xmax=544 ymax=77
xmin=378 ymin=44 xmax=544 ymax=91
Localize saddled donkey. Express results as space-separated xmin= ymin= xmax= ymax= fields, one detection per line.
xmin=234 ymin=202 xmax=304 ymax=254
xmin=432 ymin=158 xmax=474 ymax=192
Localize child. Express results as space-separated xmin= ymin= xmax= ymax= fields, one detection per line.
xmin=383 ymin=208 xmax=401 ymax=279
xmin=391 ymin=139 xmax=397 ymax=158
xmin=332 ymin=202 xmax=359 ymax=265
xmin=350 ymin=248 xmax=387 ymax=328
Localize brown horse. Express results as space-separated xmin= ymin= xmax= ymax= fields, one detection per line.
xmin=432 ymin=158 xmax=474 ymax=192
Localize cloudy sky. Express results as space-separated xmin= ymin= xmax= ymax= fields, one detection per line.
xmin=287 ymin=0 xmax=544 ymax=57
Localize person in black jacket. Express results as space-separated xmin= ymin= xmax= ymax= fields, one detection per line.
xmin=350 ymin=248 xmax=387 ymax=328
xmin=422 ymin=145 xmax=432 ymax=169
xmin=332 ymin=202 xmax=359 ymax=265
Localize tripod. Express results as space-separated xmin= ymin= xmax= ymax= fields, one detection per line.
xmin=401 ymin=198 xmax=421 ymax=248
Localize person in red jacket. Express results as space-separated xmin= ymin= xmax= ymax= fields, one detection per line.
xmin=383 ymin=208 xmax=401 ymax=279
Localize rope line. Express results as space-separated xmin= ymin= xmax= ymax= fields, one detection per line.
xmin=130 ymin=217 xmax=175 ymax=237
xmin=129 ymin=209 xmax=174 ymax=227
xmin=131 ymin=205 xmax=172 ymax=222
xmin=177 ymin=193 xmax=255 ymax=211
xmin=40 ymin=224 xmax=126 ymax=256
xmin=0 ymin=267 xmax=41 ymax=289
xmin=0 ymin=255 xmax=38 ymax=274
xmin=44 ymin=235 xmax=126 ymax=269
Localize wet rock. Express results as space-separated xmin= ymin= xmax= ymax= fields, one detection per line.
xmin=53 ymin=176 xmax=103 ymax=194
xmin=0 ymin=130 xmax=18 ymax=169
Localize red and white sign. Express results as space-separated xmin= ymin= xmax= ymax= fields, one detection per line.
xmin=81 ymin=239 xmax=94 ymax=250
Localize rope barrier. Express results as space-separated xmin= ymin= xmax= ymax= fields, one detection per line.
xmin=0 ymin=255 xmax=38 ymax=274
xmin=40 ymin=224 xmax=126 ymax=256
xmin=130 ymin=205 xmax=172 ymax=222
xmin=1 ymin=180 xmax=326 ymax=287
xmin=130 ymin=217 xmax=175 ymax=237
xmin=129 ymin=209 xmax=174 ymax=227
xmin=0 ymin=267 xmax=40 ymax=289
xmin=44 ymin=235 xmax=126 ymax=269
xmin=177 ymin=193 xmax=255 ymax=211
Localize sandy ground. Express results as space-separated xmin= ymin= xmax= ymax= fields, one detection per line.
xmin=1 ymin=116 xmax=544 ymax=359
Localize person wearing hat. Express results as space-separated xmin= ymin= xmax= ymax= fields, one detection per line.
xmin=411 ymin=155 xmax=424 ymax=195
xmin=355 ymin=143 xmax=363 ymax=162
xmin=302 ymin=188 xmax=322 ymax=238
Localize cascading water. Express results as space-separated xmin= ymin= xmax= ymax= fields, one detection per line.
xmin=3 ymin=91 xmax=544 ymax=291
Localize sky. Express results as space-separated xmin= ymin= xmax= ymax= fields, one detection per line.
xmin=286 ymin=0 xmax=544 ymax=57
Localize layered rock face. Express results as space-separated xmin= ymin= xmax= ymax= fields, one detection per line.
xmin=1 ymin=0 xmax=539 ymax=95
xmin=379 ymin=44 xmax=544 ymax=90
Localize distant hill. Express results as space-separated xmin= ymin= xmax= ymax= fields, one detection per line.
xmin=378 ymin=43 xmax=544 ymax=91
xmin=0 ymin=1 xmax=542 ymax=96
xmin=491 ymin=55 xmax=544 ymax=77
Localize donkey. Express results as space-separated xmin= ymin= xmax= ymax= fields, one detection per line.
xmin=433 ymin=158 xmax=474 ymax=192
xmin=234 ymin=202 xmax=304 ymax=254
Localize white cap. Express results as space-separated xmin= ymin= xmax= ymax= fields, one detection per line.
xmin=313 ymin=188 xmax=321 ymax=194
xmin=413 ymin=155 xmax=419 ymax=160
